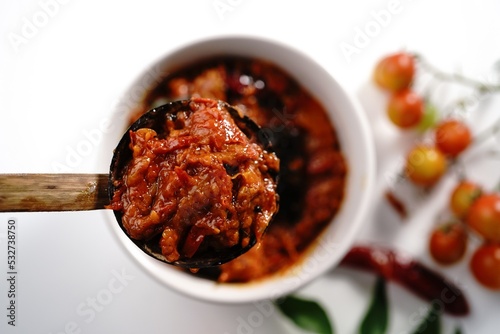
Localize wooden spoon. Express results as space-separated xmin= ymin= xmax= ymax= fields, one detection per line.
xmin=0 ymin=99 xmax=278 ymax=268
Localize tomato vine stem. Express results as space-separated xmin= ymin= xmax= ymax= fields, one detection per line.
xmin=413 ymin=53 xmax=500 ymax=93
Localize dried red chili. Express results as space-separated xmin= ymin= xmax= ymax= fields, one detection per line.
xmin=340 ymin=245 xmax=470 ymax=316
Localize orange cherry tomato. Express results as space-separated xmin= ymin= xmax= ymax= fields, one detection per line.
xmin=466 ymin=193 xmax=500 ymax=242
xmin=405 ymin=145 xmax=447 ymax=186
xmin=374 ymin=52 xmax=415 ymax=92
xmin=387 ymin=89 xmax=424 ymax=129
xmin=449 ymin=181 xmax=482 ymax=218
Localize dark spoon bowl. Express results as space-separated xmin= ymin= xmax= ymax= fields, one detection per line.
xmin=108 ymin=99 xmax=278 ymax=268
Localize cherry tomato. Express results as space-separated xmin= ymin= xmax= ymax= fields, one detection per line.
xmin=374 ymin=52 xmax=415 ymax=92
xmin=470 ymin=243 xmax=500 ymax=289
xmin=450 ymin=181 xmax=482 ymax=218
xmin=466 ymin=193 xmax=500 ymax=242
xmin=429 ymin=223 xmax=468 ymax=265
xmin=405 ymin=145 xmax=447 ymax=186
xmin=435 ymin=119 xmax=472 ymax=158
xmin=387 ymin=89 xmax=424 ymax=129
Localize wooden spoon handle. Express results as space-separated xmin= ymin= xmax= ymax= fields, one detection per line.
xmin=0 ymin=174 xmax=110 ymax=212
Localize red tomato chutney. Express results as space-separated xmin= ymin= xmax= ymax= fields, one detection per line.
xmin=130 ymin=56 xmax=348 ymax=282
xmin=109 ymin=98 xmax=280 ymax=264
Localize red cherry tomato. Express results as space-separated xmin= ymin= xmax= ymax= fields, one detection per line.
xmin=470 ymin=243 xmax=500 ymax=289
xmin=405 ymin=145 xmax=447 ymax=186
xmin=435 ymin=119 xmax=472 ymax=157
xmin=429 ymin=223 xmax=468 ymax=265
xmin=450 ymin=181 xmax=482 ymax=218
xmin=387 ymin=89 xmax=425 ymax=129
xmin=374 ymin=52 xmax=416 ymax=92
xmin=466 ymin=193 xmax=500 ymax=242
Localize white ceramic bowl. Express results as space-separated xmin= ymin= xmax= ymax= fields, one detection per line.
xmin=104 ymin=35 xmax=376 ymax=304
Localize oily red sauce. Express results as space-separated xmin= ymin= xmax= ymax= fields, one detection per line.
xmin=130 ymin=56 xmax=347 ymax=282
xmin=109 ymin=98 xmax=279 ymax=263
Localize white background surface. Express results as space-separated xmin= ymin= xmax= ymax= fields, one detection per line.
xmin=1 ymin=0 xmax=500 ymax=333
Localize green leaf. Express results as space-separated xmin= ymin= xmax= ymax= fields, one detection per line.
xmin=454 ymin=326 xmax=463 ymax=334
xmin=411 ymin=303 xmax=441 ymax=334
xmin=359 ymin=277 xmax=389 ymax=334
xmin=276 ymin=295 xmax=334 ymax=334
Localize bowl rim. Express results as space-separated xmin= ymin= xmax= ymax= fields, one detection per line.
xmin=104 ymin=33 xmax=377 ymax=304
